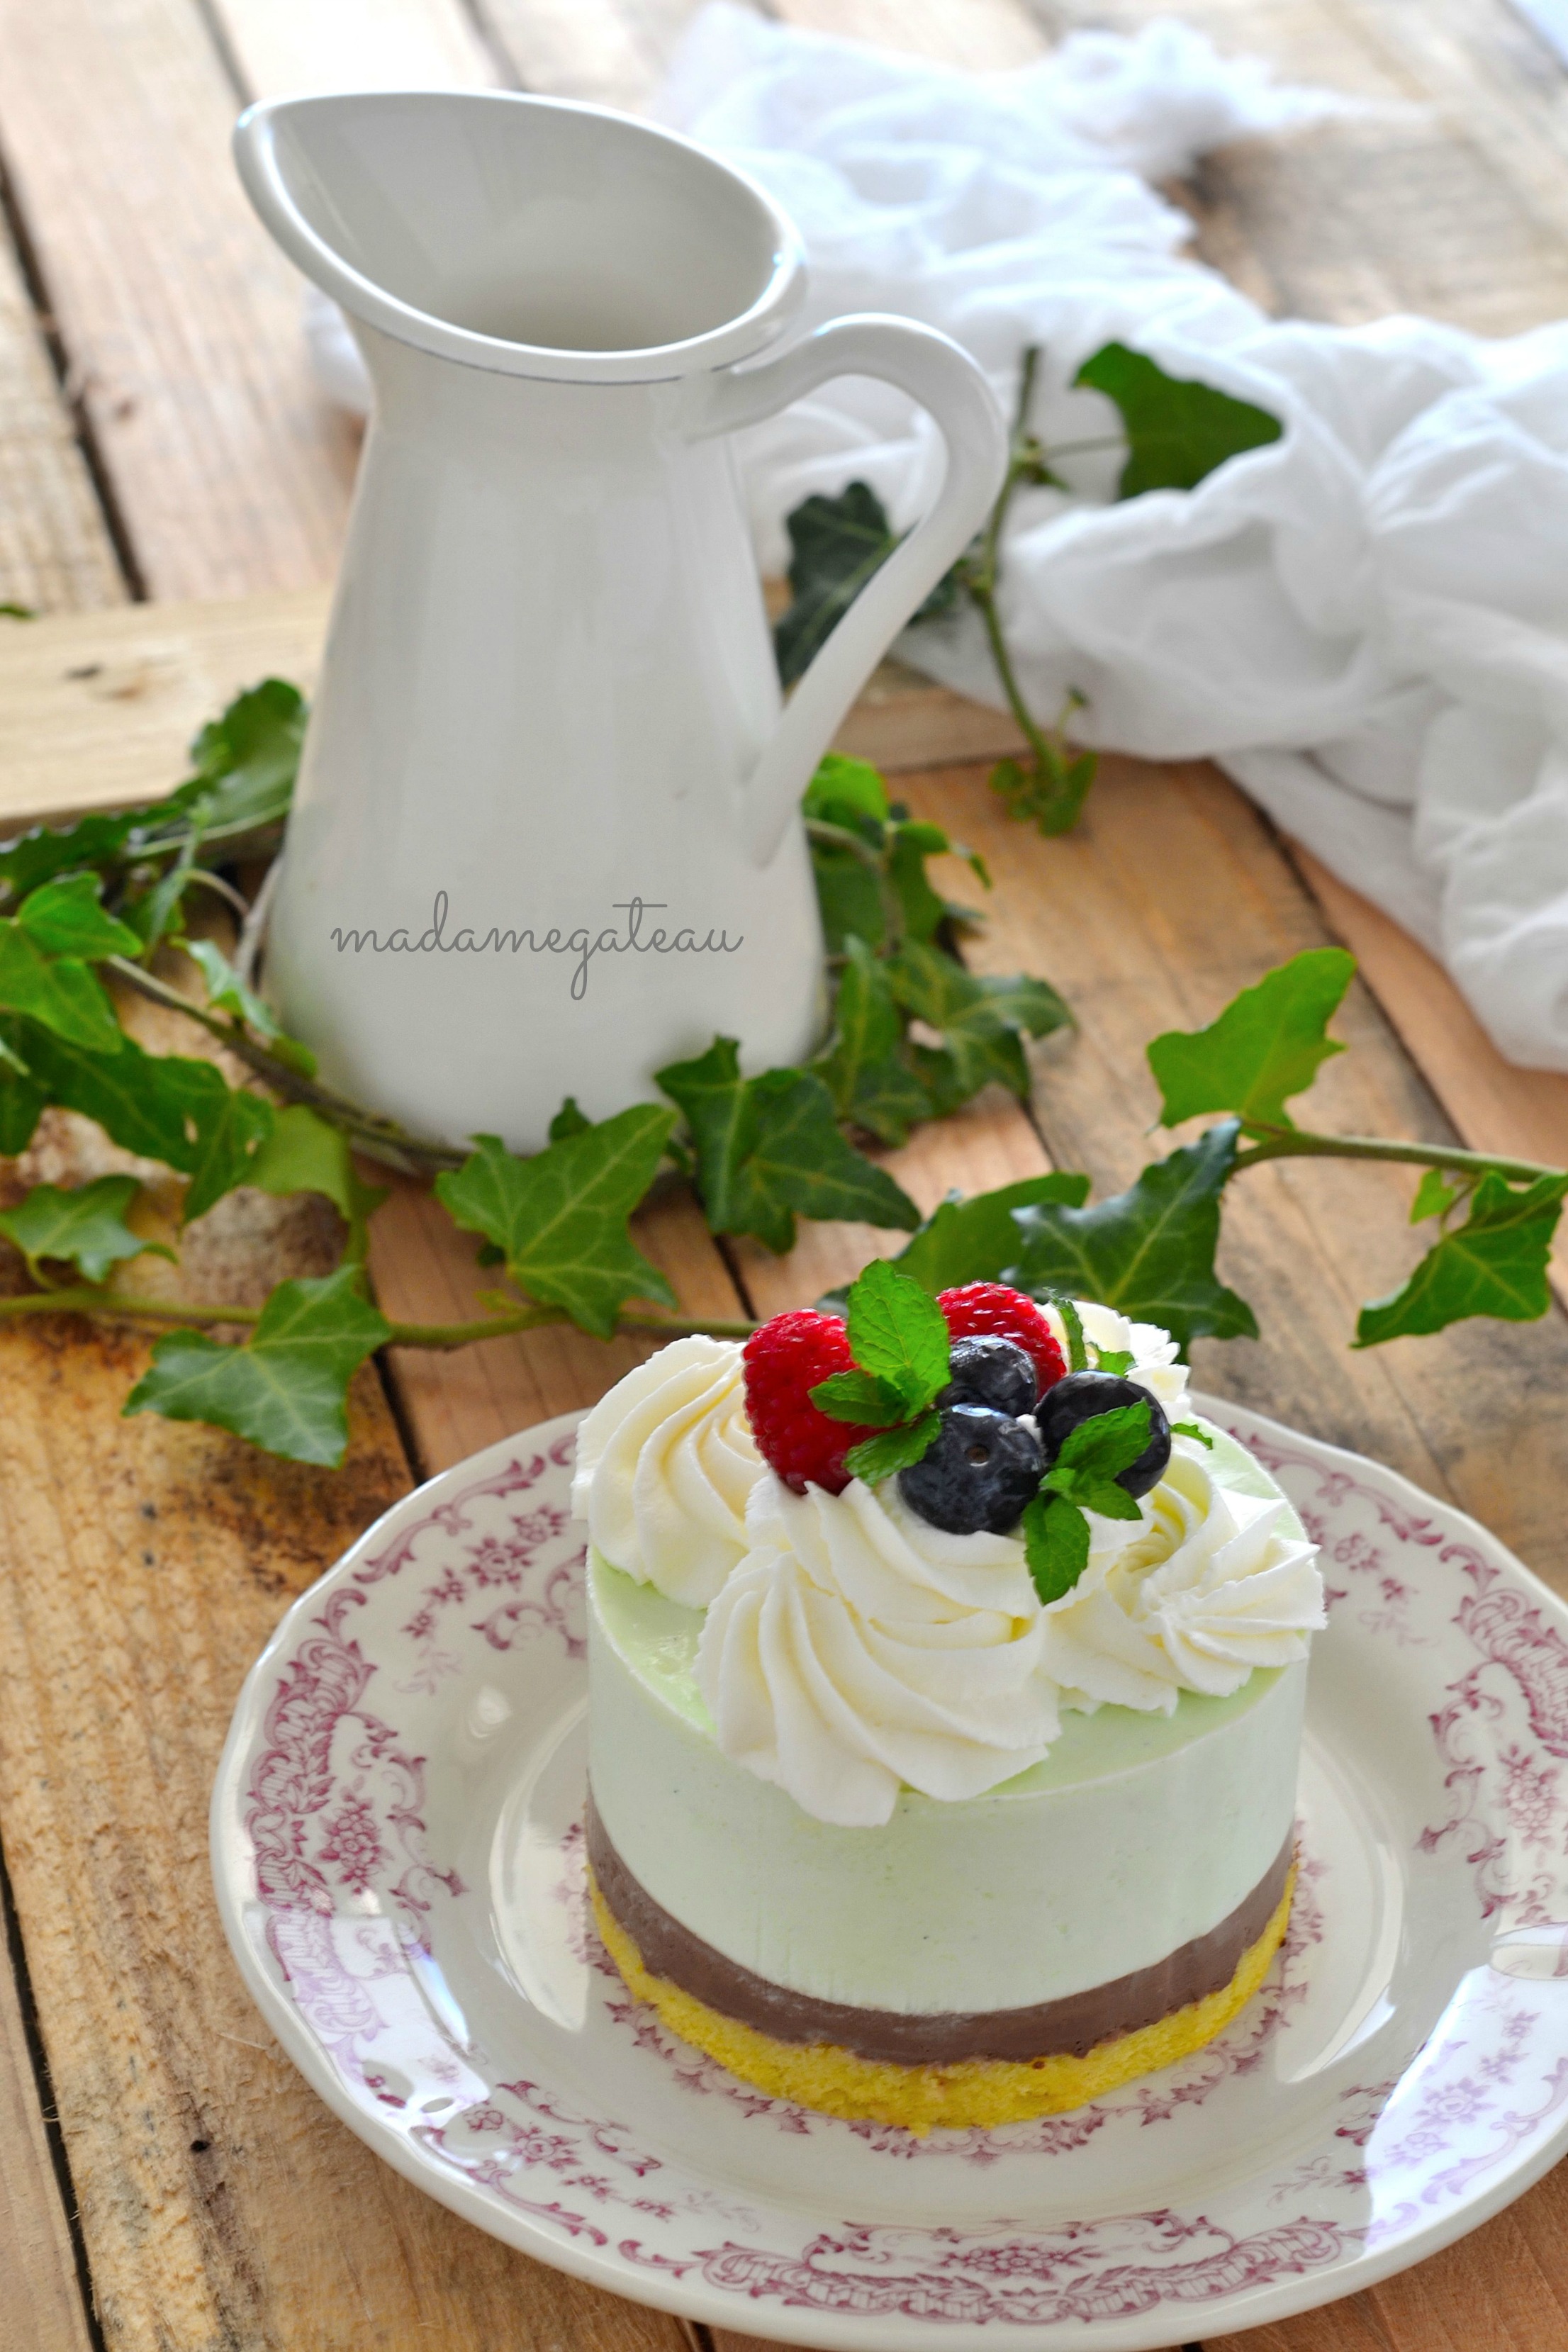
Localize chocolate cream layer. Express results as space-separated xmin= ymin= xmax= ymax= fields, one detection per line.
xmin=586 ymin=1796 xmax=1294 ymax=2065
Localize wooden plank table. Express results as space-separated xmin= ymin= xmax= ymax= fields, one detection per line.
xmin=1 ymin=2 xmax=1567 ymax=2348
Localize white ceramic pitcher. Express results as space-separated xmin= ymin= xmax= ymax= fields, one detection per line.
xmin=235 ymin=91 xmax=1005 ymax=1150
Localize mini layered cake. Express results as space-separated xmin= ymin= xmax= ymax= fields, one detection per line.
xmin=571 ymin=1274 xmax=1322 ymax=2133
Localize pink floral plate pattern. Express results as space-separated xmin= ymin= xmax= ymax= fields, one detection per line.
xmin=211 ymin=1399 xmax=1568 ymax=2350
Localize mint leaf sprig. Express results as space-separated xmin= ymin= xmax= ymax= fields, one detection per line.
xmin=1023 ymin=1401 xmax=1151 ymax=1606
xmin=810 ymin=1259 xmax=952 ymax=1484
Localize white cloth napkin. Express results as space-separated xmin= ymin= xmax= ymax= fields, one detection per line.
xmin=312 ymin=9 xmax=1568 ymax=1072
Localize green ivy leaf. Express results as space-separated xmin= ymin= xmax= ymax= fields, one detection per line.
xmin=0 ymin=1058 xmax=45 ymax=1153
xmin=435 ymin=1106 xmax=677 ymax=1339
xmin=247 ymin=1103 xmax=387 ymax=1260
xmin=1355 ymin=1171 xmax=1568 ymax=1346
xmin=14 ymin=872 xmax=141 ymax=961
xmin=845 ymin=1257 xmax=952 ymax=1410
xmin=887 ymin=941 xmax=1070 ymax=1104
xmin=173 ymin=678 xmax=306 ymax=838
xmin=775 ymin=483 xmax=900 ymax=688
xmin=1147 ymin=948 xmax=1357 ymax=1131
xmin=804 ymin=754 xmax=984 ymax=956
xmin=0 ymin=811 xmax=141 ymax=901
xmin=1410 ymin=1167 xmax=1460 ymax=1226
xmin=1007 ymin=1121 xmax=1257 ymax=1355
xmin=182 ymin=938 xmax=283 ymax=1043
xmin=1023 ymin=1491 xmax=1090 ymax=1603
xmin=774 ymin=483 xmax=961 ymax=688
xmin=802 ymin=753 xmax=890 ymax=829
xmin=1075 ymin=342 xmax=1284 ymax=500
xmin=878 ymin=1173 xmax=1092 ymax=1299
xmin=810 ymin=841 xmax=886 ymax=958
xmin=0 ymin=1174 xmax=174 ymax=1284
xmin=814 ymin=938 xmax=931 ymax=1146
xmin=656 ymin=1036 xmax=919 ymax=1255
xmin=182 ymin=1086 xmax=276 ymax=1223
xmin=844 ymin=1411 xmax=943 ymax=1486
xmin=3 ymin=1017 xmax=276 ymax=1216
xmin=548 ymin=1096 xmax=593 ymax=1143
xmin=0 ymin=923 xmax=123 ymax=1052
xmin=885 ymin=821 xmax=954 ymax=945
xmin=123 ymin=1264 xmax=390 ymax=1467
xmin=810 ymin=1369 xmax=912 ymax=1428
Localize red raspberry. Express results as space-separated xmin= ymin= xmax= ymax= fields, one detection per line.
xmin=937 ymin=1283 xmax=1065 ymax=1396
xmin=742 ymin=1311 xmax=880 ymax=1494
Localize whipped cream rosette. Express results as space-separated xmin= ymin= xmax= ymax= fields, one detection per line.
xmin=696 ymin=1473 xmax=1060 ymax=1828
xmin=1040 ymin=1433 xmax=1326 ymax=1713
xmin=571 ymin=1334 xmax=761 ymax=1608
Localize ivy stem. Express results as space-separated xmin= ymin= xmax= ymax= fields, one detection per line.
xmin=0 ymin=1284 xmax=756 ymax=1348
xmin=958 ymin=347 xmax=1060 ymax=774
xmin=104 ymin=955 xmax=466 ymax=1175
xmin=1232 ymin=1124 xmax=1560 ymax=1185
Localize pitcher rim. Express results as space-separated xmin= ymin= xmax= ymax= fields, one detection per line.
xmin=233 ymin=89 xmax=808 ymax=386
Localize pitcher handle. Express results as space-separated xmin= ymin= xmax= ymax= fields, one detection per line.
xmin=698 ymin=315 xmax=1007 ymax=866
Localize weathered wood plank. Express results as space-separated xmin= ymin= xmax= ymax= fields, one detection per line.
xmin=213 ymin=0 xmax=495 ymax=99
xmin=778 ymin=0 xmax=1043 ymax=67
xmin=0 ymin=1890 xmax=94 ymax=2352
xmin=1043 ymin=0 xmax=1568 ymax=331
xmin=0 ymin=152 xmax=121 ymax=2352
xmin=0 ymin=239 xmax=125 ymax=616
xmin=0 ymin=0 xmax=358 ymax=601
xmin=0 ymin=587 xmax=330 ymax=831
xmin=476 ymin=0 xmax=712 ymax=108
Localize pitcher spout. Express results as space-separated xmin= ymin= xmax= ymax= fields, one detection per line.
xmin=233 ymin=89 xmax=805 ymax=386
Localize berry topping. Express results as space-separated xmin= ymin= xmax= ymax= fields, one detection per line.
xmin=940 ymin=1333 xmax=1037 ymax=1418
xmin=898 ymin=1404 xmax=1044 ymax=1535
xmin=743 ymin=1311 xmax=881 ymax=1494
xmin=1035 ymin=1371 xmax=1171 ymax=1500
xmin=937 ymin=1283 xmax=1065 ymax=1396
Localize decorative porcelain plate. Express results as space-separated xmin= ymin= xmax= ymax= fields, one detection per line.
xmin=211 ymin=1399 xmax=1568 ymax=2350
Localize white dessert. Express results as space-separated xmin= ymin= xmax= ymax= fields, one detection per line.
xmin=569 ymin=1301 xmax=1323 ymax=2127
xmin=588 ymin=1418 xmax=1311 ymax=2014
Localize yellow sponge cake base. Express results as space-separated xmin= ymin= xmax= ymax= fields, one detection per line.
xmin=589 ymin=1863 xmax=1294 ymax=2135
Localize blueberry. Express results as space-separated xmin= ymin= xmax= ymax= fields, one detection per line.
xmin=1034 ymin=1371 xmax=1171 ymax=1500
xmin=899 ymin=1404 xmax=1043 ymax=1535
xmin=939 ymin=1335 xmax=1037 ymax=1418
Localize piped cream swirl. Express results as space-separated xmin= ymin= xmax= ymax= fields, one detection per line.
xmin=1040 ymin=1435 xmax=1324 ymax=1713
xmin=696 ymin=1474 xmax=1059 ymax=1828
xmin=570 ymin=1337 xmax=762 ymax=1608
